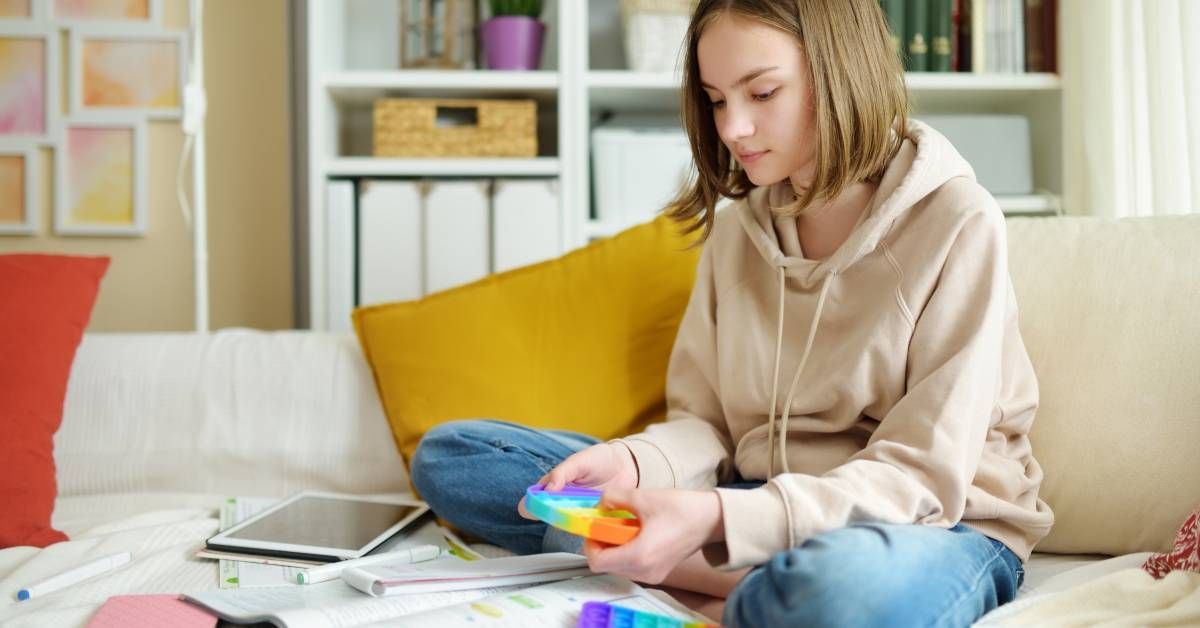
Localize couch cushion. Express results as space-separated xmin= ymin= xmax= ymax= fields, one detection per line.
xmin=353 ymin=216 xmax=701 ymax=465
xmin=54 ymin=330 xmax=408 ymax=498
xmin=0 ymin=254 xmax=109 ymax=549
xmin=1006 ymin=215 xmax=1200 ymax=555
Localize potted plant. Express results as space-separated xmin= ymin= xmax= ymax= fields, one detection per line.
xmin=480 ymin=0 xmax=545 ymax=70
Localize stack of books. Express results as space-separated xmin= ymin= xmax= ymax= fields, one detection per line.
xmin=879 ymin=0 xmax=1057 ymax=73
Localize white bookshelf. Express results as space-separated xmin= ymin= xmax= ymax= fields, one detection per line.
xmin=324 ymin=70 xmax=561 ymax=104
xmin=300 ymin=0 xmax=1064 ymax=330
xmin=325 ymin=157 xmax=562 ymax=178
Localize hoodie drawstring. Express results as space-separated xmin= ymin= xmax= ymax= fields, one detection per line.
xmin=766 ymin=268 xmax=834 ymax=477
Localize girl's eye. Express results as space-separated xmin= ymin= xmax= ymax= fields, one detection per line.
xmin=710 ymin=100 xmax=726 ymax=109
xmin=753 ymin=89 xmax=778 ymax=102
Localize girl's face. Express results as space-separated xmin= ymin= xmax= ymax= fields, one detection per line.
xmin=697 ymin=13 xmax=816 ymax=189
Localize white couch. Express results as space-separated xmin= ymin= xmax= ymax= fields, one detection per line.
xmin=1 ymin=214 xmax=1198 ymax=627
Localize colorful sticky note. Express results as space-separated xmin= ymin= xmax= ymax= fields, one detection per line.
xmin=85 ymin=595 xmax=216 ymax=628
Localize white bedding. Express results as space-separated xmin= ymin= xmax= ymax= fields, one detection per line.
xmin=0 ymin=494 xmax=227 ymax=627
xmin=0 ymin=493 xmax=1147 ymax=628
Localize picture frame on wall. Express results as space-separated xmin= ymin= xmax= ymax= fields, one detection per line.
xmin=70 ymin=29 xmax=186 ymax=119
xmin=51 ymin=0 xmax=160 ymax=27
xmin=0 ymin=0 xmax=44 ymax=21
xmin=54 ymin=117 xmax=147 ymax=236
xmin=0 ymin=142 xmax=37 ymax=235
xmin=0 ymin=25 xmax=59 ymax=143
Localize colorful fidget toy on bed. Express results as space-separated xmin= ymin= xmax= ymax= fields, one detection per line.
xmin=524 ymin=484 xmax=640 ymax=545
xmin=577 ymin=601 xmax=719 ymax=628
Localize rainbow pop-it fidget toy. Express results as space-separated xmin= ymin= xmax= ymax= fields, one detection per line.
xmin=577 ymin=601 xmax=719 ymax=628
xmin=524 ymin=484 xmax=640 ymax=545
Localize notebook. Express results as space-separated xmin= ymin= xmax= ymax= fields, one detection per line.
xmin=86 ymin=595 xmax=216 ymax=628
xmin=181 ymin=574 xmax=708 ymax=628
xmin=340 ymin=553 xmax=591 ymax=596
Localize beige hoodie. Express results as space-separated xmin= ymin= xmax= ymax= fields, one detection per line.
xmin=618 ymin=120 xmax=1054 ymax=569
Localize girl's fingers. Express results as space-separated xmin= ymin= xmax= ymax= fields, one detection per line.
xmin=544 ymin=467 xmax=568 ymax=491
xmin=517 ymin=497 xmax=536 ymax=520
xmin=599 ymin=488 xmax=637 ymax=514
xmin=545 ymin=455 xmax=586 ymax=491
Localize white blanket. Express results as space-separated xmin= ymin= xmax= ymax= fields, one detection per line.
xmin=978 ymin=568 xmax=1200 ymax=626
xmin=0 ymin=494 xmax=226 ymax=628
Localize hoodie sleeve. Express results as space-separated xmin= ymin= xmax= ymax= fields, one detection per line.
xmin=615 ymin=242 xmax=736 ymax=490
xmin=707 ymin=208 xmax=1010 ymax=569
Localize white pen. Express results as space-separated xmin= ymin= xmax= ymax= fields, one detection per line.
xmin=296 ymin=544 xmax=442 ymax=584
xmin=16 ymin=551 xmax=132 ymax=601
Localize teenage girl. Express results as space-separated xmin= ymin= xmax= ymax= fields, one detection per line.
xmin=411 ymin=1 xmax=1053 ymax=626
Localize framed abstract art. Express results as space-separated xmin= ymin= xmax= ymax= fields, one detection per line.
xmin=70 ymin=29 xmax=185 ymax=119
xmin=51 ymin=0 xmax=160 ymax=27
xmin=0 ymin=142 xmax=37 ymax=235
xmin=0 ymin=25 xmax=58 ymax=142
xmin=0 ymin=0 xmax=38 ymax=20
xmin=54 ymin=118 xmax=146 ymax=236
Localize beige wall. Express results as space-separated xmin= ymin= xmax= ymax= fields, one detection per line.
xmin=0 ymin=0 xmax=293 ymax=332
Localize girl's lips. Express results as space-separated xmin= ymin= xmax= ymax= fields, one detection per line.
xmin=739 ymin=150 xmax=768 ymax=164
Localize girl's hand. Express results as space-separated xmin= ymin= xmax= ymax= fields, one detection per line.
xmin=517 ymin=443 xmax=639 ymax=520
xmin=583 ymin=488 xmax=724 ymax=585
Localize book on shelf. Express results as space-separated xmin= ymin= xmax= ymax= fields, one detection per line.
xmin=955 ymin=0 xmax=974 ymax=71
xmin=880 ymin=0 xmax=906 ymax=61
xmin=904 ymin=0 xmax=930 ymax=71
xmin=885 ymin=0 xmax=1057 ymax=75
xmin=965 ymin=0 xmax=1042 ymax=74
xmin=1024 ymin=0 xmax=1057 ymax=73
xmin=929 ymin=0 xmax=953 ymax=71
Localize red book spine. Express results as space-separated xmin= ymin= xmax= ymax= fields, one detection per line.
xmin=1025 ymin=0 xmax=1044 ymax=71
xmin=951 ymin=0 xmax=962 ymax=71
xmin=1045 ymin=0 xmax=1058 ymax=73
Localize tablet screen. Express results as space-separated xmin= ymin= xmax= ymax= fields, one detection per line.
xmin=223 ymin=495 xmax=422 ymax=551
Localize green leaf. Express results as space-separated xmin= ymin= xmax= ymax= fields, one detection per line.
xmin=490 ymin=0 xmax=541 ymax=18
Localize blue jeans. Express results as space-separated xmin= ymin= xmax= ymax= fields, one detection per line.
xmin=411 ymin=419 xmax=1024 ymax=628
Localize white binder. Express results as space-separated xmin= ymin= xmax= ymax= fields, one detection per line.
xmin=492 ymin=179 xmax=561 ymax=273
xmin=325 ymin=180 xmax=356 ymax=333
xmin=424 ymin=180 xmax=491 ymax=294
xmin=358 ymin=180 xmax=423 ymax=304
xmin=592 ymin=115 xmax=694 ymax=230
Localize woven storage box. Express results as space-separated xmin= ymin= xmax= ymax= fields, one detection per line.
xmin=373 ymin=98 xmax=537 ymax=158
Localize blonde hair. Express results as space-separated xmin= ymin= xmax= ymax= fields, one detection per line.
xmin=665 ymin=0 xmax=908 ymax=241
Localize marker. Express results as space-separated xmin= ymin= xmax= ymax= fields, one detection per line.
xmin=296 ymin=544 xmax=442 ymax=584
xmin=16 ymin=552 xmax=132 ymax=601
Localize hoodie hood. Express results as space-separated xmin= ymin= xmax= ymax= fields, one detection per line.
xmin=737 ymin=119 xmax=978 ymax=285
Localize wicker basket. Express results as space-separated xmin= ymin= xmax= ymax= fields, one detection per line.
xmin=373 ymin=98 xmax=537 ymax=158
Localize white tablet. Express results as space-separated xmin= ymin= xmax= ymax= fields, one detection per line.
xmin=205 ymin=491 xmax=431 ymax=562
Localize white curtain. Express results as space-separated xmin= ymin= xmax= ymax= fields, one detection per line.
xmin=1062 ymin=0 xmax=1200 ymax=217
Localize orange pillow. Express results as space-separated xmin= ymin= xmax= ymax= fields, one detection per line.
xmin=0 ymin=254 xmax=109 ymax=548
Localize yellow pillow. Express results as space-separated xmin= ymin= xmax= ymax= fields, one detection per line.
xmin=353 ymin=216 xmax=701 ymax=465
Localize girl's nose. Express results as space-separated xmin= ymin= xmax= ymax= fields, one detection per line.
xmin=719 ymin=106 xmax=755 ymax=143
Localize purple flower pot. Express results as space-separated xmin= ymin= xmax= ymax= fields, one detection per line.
xmin=480 ymin=16 xmax=545 ymax=70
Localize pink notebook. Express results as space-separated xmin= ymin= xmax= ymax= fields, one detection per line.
xmin=86 ymin=594 xmax=216 ymax=628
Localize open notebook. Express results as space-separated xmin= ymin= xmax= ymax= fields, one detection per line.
xmin=340 ymin=553 xmax=591 ymax=596
xmin=182 ymin=574 xmax=710 ymax=628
